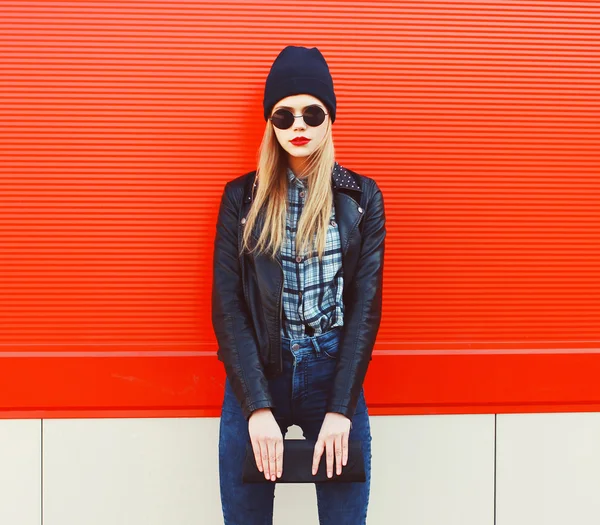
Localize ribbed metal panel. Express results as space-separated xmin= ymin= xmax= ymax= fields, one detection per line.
xmin=1 ymin=1 xmax=599 ymax=418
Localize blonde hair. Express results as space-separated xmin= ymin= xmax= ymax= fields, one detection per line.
xmin=241 ymin=118 xmax=336 ymax=261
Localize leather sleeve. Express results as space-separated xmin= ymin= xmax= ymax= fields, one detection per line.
xmin=327 ymin=180 xmax=386 ymax=420
xmin=211 ymin=181 xmax=275 ymax=421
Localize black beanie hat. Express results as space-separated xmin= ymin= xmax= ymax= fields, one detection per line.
xmin=263 ymin=45 xmax=336 ymax=123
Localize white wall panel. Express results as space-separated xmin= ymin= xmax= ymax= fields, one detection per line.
xmin=43 ymin=418 xmax=221 ymax=525
xmin=368 ymin=414 xmax=495 ymax=525
xmin=497 ymin=412 xmax=600 ymax=525
xmin=0 ymin=419 xmax=41 ymax=525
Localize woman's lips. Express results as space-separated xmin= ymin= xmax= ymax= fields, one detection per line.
xmin=291 ymin=137 xmax=311 ymax=146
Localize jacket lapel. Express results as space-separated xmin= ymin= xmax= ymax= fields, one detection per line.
xmin=334 ymin=191 xmax=362 ymax=255
xmin=332 ymin=163 xmax=364 ymax=284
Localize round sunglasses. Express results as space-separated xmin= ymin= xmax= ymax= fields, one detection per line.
xmin=269 ymin=105 xmax=328 ymax=130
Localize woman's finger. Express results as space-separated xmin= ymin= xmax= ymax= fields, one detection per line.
xmin=268 ymin=439 xmax=277 ymax=482
xmin=260 ymin=440 xmax=270 ymax=480
xmin=312 ymin=439 xmax=324 ymax=475
xmin=251 ymin=437 xmax=263 ymax=473
xmin=326 ymin=437 xmax=334 ymax=478
xmin=342 ymin=432 xmax=349 ymax=467
xmin=335 ymin=434 xmax=343 ymax=475
xmin=276 ymin=439 xmax=284 ymax=478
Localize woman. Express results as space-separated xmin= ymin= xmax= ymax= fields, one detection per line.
xmin=212 ymin=45 xmax=386 ymax=525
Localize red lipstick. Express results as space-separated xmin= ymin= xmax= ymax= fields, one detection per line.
xmin=291 ymin=137 xmax=311 ymax=146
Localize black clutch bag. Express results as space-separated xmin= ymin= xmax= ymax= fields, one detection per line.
xmin=242 ymin=439 xmax=366 ymax=483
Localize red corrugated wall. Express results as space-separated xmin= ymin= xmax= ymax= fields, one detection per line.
xmin=1 ymin=1 xmax=599 ymax=418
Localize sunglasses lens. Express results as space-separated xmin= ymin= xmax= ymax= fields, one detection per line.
xmin=303 ymin=105 xmax=326 ymax=127
xmin=271 ymin=109 xmax=294 ymax=129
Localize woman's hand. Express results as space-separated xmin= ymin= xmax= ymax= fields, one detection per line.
xmin=312 ymin=412 xmax=352 ymax=478
xmin=248 ymin=408 xmax=284 ymax=482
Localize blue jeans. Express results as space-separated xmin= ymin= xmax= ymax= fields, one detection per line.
xmin=218 ymin=326 xmax=372 ymax=525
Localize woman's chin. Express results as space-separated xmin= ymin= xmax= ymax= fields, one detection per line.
xmin=284 ymin=147 xmax=314 ymax=158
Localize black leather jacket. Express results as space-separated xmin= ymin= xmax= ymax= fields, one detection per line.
xmin=211 ymin=163 xmax=386 ymax=421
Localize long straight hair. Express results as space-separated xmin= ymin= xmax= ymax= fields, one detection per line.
xmin=241 ymin=118 xmax=336 ymax=261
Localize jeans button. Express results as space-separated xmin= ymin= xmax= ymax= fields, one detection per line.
xmin=292 ymin=343 xmax=300 ymax=351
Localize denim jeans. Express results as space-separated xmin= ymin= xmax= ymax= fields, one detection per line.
xmin=218 ymin=326 xmax=372 ymax=525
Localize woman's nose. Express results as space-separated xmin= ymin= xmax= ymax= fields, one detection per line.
xmin=293 ymin=115 xmax=307 ymax=131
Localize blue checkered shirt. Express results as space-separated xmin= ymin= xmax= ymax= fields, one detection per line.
xmin=280 ymin=167 xmax=345 ymax=339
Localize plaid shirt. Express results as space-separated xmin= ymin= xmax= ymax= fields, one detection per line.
xmin=280 ymin=166 xmax=345 ymax=339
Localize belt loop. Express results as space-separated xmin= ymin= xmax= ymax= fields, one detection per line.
xmin=311 ymin=336 xmax=321 ymax=356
